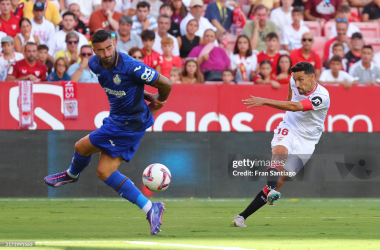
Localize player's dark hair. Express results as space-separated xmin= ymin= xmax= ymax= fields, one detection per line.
xmin=266 ymin=32 xmax=278 ymax=41
xmin=160 ymin=3 xmax=171 ymax=10
xmin=137 ymin=1 xmax=150 ymax=10
xmin=19 ymin=18 xmax=31 ymax=28
xmin=292 ymin=6 xmax=303 ymax=15
xmin=363 ymin=45 xmax=373 ymax=51
xmin=222 ymin=69 xmax=234 ymax=76
xmin=141 ymin=30 xmax=155 ymax=41
xmin=233 ymin=34 xmax=252 ymax=57
xmin=276 ymin=54 xmax=292 ymax=75
xmin=332 ymin=42 xmax=344 ymax=50
xmin=62 ymin=11 xmax=76 ymax=19
xmin=291 ymin=61 xmax=315 ymax=75
xmin=330 ymin=55 xmax=342 ymax=63
xmin=254 ymin=4 xmax=268 ymax=14
xmin=91 ymin=30 xmax=111 ymax=44
xmin=37 ymin=44 xmax=49 ymax=51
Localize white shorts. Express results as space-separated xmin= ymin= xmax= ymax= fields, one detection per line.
xmin=271 ymin=122 xmax=315 ymax=174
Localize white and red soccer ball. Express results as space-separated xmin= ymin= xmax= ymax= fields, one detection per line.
xmin=142 ymin=163 xmax=171 ymax=192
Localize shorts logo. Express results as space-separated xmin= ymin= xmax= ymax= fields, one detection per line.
xmin=113 ymin=74 xmax=121 ymax=85
xmin=109 ymin=140 xmax=115 ymax=146
xmin=311 ymin=96 xmax=322 ymax=106
xmin=277 ymin=136 xmax=284 ymax=142
xmin=141 ymin=67 xmax=155 ymax=83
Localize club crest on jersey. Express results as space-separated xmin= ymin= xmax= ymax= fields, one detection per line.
xmin=35 ymin=71 xmax=40 ymax=77
xmin=311 ymin=96 xmax=322 ymax=106
xmin=113 ymin=74 xmax=121 ymax=85
xmin=12 ymin=25 xmax=16 ymax=30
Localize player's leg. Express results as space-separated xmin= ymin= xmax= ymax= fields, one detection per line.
xmin=44 ymin=135 xmax=100 ymax=187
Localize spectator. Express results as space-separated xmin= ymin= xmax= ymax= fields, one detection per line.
xmin=64 ymin=0 xmax=101 ymax=18
xmin=188 ymin=29 xmax=230 ymax=80
xmin=48 ymin=12 xmax=88 ymax=58
xmin=330 ymin=5 xmax=360 ymax=38
xmin=243 ymin=5 xmax=279 ymax=52
xmin=181 ymin=59 xmax=204 ymax=83
xmin=253 ymin=59 xmax=280 ymax=89
xmin=319 ymin=55 xmax=359 ymax=89
xmin=14 ymin=19 xmax=41 ymax=54
xmin=0 ymin=36 xmax=23 ymax=80
xmin=160 ymin=3 xmax=180 ymax=38
xmin=281 ymin=7 xmax=309 ymax=52
xmin=11 ymin=0 xmax=24 ymax=19
xmin=67 ymin=45 xmax=98 ymax=83
xmin=60 ymin=3 xmax=88 ymax=36
xmin=171 ymin=0 xmax=188 ymax=25
xmin=326 ymin=42 xmax=346 ymax=70
xmin=323 ymin=20 xmax=351 ymax=63
xmin=362 ymin=0 xmax=380 ymax=22
xmin=349 ymin=46 xmax=380 ymax=85
xmin=141 ymin=30 xmax=163 ymax=73
xmin=178 ymin=19 xmax=202 ymax=59
xmin=6 ymin=42 xmax=48 ymax=81
xmin=257 ymin=32 xmax=281 ymax=75
xmin=161 ymin=37 xmax=182 ymax=78
xmin=169 ymin=67 xmax=181 ymax=83
xmin=345 ymin=32 xmax=363 ymax=72
xmin=37 ymin=44 xmax=53 ymax=74
xmin=230 ymin=34 xmax=257 ymax=82
xmin=115 ymin=0 xmax=131 ymax=16
xmin=304 ymin=0 xmax=341 ymax=23
xmin=153 ymin=15 xmax=180 ymax=56
xmin=222 ymin=69 xmax=235 ymax=84
xmin=270 ymin=0 xmax=294 ymax=33
xmin=116 ymin=16 xmax=143 ymax=54
xmin=260 ymin=0 xmax=281 ymax=10
xmin=48 ymin=58 xmax=71 ymax=81
xmin=274 ymin=54 xmax=292 ymax=84
xmin=130 ymin=0 xmax=162 ymax=20
xmin=205 ymin=0 xmax=233 ymax=37
xmin=289 ymin=32 xmax=322 ymax=79
xmin=30 ymin=2 xmax=55 ymax=46
xmin=89 ymin=0 xmax=123 ymax=34
xmin=23 ymin=0 xmax=61 ymax=26
xmin=131 ymin=2 xmax=158 ymax=35
xmin=55 ymin=32 xmax=81 ymax=66
xmin=180 ymin=0 xmax=217 ymax=39
xmin=128 ymin=47 xmax=144 ymax=62
xmin=0 ymin=0 xmax=21 ymax=37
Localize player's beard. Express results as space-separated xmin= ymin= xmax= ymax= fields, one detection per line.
xmin=101 ymin=53 xmax=115 ymax=66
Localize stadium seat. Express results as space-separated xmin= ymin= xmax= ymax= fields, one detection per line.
xmin=303 ymin=21 xmax=321 ymax=37
xmin=311 ymin=36 xmax=327 ymax=59
xmin=353 ymin=22 xmax=380 ymax=38
xmin=242 ymin=5 xmax=250 ymax=17
xmin=351 ymin=7 xmax=359 ymax=16
xmin=323 ymin=21 xmax=335 ymax=38
xmin=365 ymin=38 xmax=380 ymax=53
xmin=225 ymin=33 xmax=237 ymax=52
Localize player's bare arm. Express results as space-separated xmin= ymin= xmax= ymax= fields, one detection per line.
xmin=243 ymin=96 xmax=304 ymax=112
xmin=148 ymin=74 xmax=173 ymax=115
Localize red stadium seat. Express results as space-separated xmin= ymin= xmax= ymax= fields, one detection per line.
xmin=242 ymin=5 xmax=250 ymax=17
xmin=323 ymin=21 xmax=335 ymax=38
xmin=353 ymin=22 xmax=380 ymax=37
xmin=351 ymin=7 xmax=359 ymax=16
xmin=303 ymin=21 xmax=322 ymax=37
xmin=365 ymin=38 xmax=380 ymax=53
xmin=311 ymin=36 xmax=327 ymax=59
xmin=225 ymin=33 xmax=237 ymax=52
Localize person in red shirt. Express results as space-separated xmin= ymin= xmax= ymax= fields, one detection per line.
xmin=273 ymin=54 xmax=292 ymax=85
xmin=88 ymin=0 xmax=123 ymax=34
xmin=256 ymin=32 xmax=281 ymax=75
xmin=323 ymin=20 xmax=351 ymax=64
xmin=290 ymin=32 xmax=322 ymax=80
xmin=6 ymin=42 xmax=48 ymax=81
xmin=161 ymin=37 xmax=182 ymax=78
xmin=11 ymin=0 xmax=24 ymax=19
xmin=0 ymin=0 xmax=21 ymax=37
xmin=304 ymin=0 xmax=342 ymax=22
xmin=141 ymin=30 xmax=163 ymax=73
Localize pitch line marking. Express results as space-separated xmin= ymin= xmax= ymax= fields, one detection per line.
xmin=125 ymin=241 xmax=256 ymax=250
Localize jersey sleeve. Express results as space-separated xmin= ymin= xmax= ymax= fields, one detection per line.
xmin=308 ymin=93 xmax=330 ymax=111
xmin=128 ymin=60 xmax=159 ymax=86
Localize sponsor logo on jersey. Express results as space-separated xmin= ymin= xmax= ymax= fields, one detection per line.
xmin=311 ymin=96 xmax=322 ymax=106
xmin=8 ymin=66 xmax=13 ymax=74
xmin=113 ymin=74 xmax=121 ymax=85
xmin=22 ymin=69 xmax=27 ymax=74
xmin=141 ymin=67 xmax=155 ymax=83
xmin=134 ymin=66 xmax=141 ymax=72
xmin=103 ymin=87 xmax=126 ymax=98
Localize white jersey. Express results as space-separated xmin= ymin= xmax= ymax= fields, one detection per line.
xmin=282 ymin=77 xmax=330 ymax=144
xmin=0 ymin=52 xmax=24 ymax=81
xmin=31 ymin=18 xmax=56 ymax=45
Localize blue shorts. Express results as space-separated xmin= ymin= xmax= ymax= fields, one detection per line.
xmin=89 ymin=118 xmax=145 ymax=162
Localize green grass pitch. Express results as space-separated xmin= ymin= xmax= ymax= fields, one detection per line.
xmin=1 ymin=198 xmax=379 ymax=250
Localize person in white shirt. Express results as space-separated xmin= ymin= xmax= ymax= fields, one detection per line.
xmin=64 ymin=0 xmax=101 ymax=18
xmin=270 ymin=0 xmax=294 ymax=33
xmin=0 ymin=36 xmax=24 ymax=81
xmin=30 ymin=1 xmax=55 ymax=46
xmin=115 ymin=0 xmax=131 ymax=16
xmin=229 ymin=34 xmax=257 ymax=81
xmin=152 ymin=15 xmax=180 ymax=56
xmin=319 ymin=55 xmax=359 ymax=89
xmin=373 ymin=51 xmax=380 ymax=66
xmin=48 ymin=12 xmax=88 ymax=58
xmin=349 ymin=45 xmax=380 ymax=85
xmin=329 ymin=5 xmax=360 ymax=39
xmin=282 ymin=7 xmax=310 ymax=52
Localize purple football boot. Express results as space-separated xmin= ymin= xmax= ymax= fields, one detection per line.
xmin=44 ymin=171 xmax=79 ymax=187
xmin=147 ymin=202 xmax=166 ymax=235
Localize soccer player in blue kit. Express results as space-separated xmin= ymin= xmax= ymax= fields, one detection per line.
xmin=44 ymin=30 xmax=173 ymax=235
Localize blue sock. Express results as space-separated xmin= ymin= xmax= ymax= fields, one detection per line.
xmin=68 ymin=151 xmax=92 ymax=176
xmin=104 ymin=171 xmax=151 ymax=211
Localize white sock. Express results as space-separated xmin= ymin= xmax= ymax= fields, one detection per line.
xmin=142 ymin=201 xmax=152 ymax=215
xmin=66 ymin=169 xmax=79 ymax=179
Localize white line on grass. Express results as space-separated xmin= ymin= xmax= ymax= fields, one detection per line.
xmin=125 ymin=241 xmax=256 ymax=250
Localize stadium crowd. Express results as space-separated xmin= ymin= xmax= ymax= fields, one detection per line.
xmin=0 ymin=0 xmax=380 ymax=87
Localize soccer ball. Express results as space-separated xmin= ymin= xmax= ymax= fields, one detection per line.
xmin=142 ymin=163 xmax=171 ymax=192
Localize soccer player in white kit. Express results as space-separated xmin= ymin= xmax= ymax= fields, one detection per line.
xmin=233 ymin=62 xmax=330 ymax=227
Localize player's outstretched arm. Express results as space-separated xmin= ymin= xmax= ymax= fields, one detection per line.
xmin=243 ymin=96 xmax=305 ymax=112
xmin=148 ymin=74 xmax=173 ymax=115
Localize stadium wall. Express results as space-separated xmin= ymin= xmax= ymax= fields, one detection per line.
xmin=1 ymin=131 xmax=379 ymax=198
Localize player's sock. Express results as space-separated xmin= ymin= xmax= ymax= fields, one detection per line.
xmin=239 ymin=189 xmax=267 ymax=219
xmin=266 ymin=163 xmax=281 ymax=190
xmin=67 ymin=151 xmax=92 ymax=177
xmin=104 ymin=171 xmax=152 ymax=214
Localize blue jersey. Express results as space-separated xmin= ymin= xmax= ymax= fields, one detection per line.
xmin=89 ymin=51 xmax=159 ymax=132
